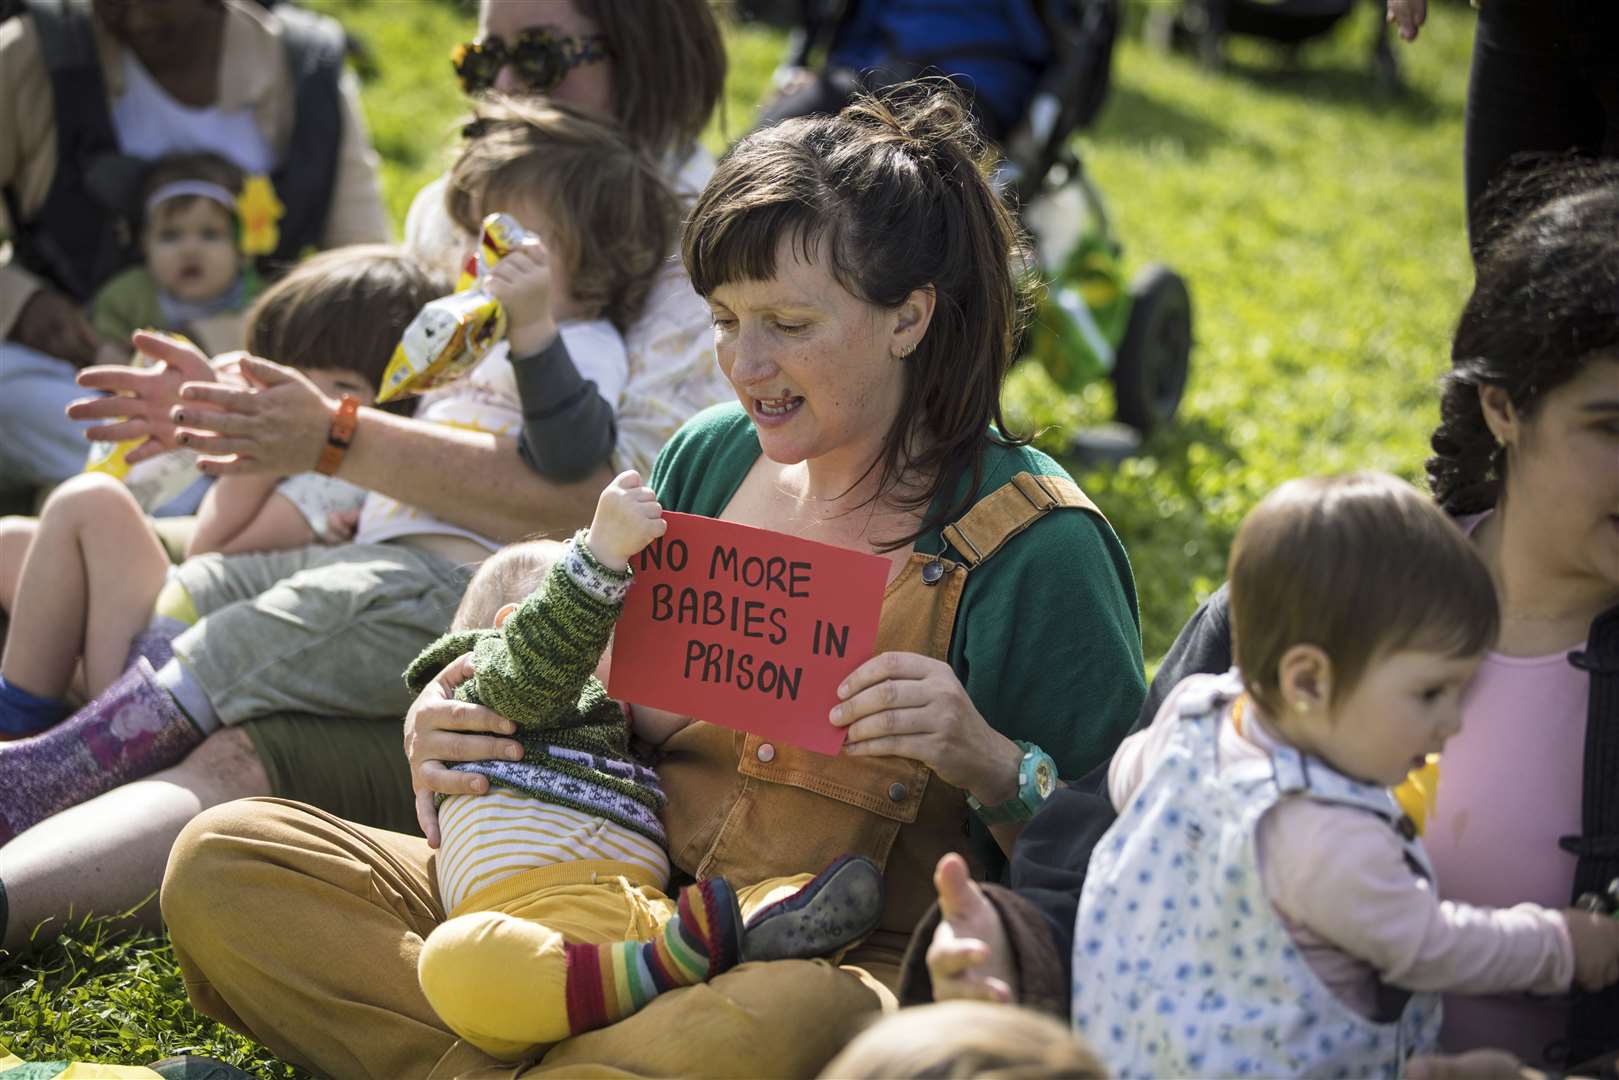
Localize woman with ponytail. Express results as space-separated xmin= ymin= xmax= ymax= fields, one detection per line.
xmin=159 ymin=81 xmax=1147 ymax=1079
xmin=909 ymin=157 xmax=1619 ymax=1073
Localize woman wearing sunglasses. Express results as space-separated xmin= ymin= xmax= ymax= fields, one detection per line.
xmin=405 ymin=0 xmax=726 ymax=284
xmin=403 ymin=0 xmax=730 ymax=481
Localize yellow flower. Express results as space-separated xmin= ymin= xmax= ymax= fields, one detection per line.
xmin=237 ymin=175 xmax=284 ymax=257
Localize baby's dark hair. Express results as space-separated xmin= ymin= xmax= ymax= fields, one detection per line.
xmin=452 ymin=539 xmax=565 ymax=632
xmin=1229 ymin=472 xmax=1499 ymax=717
xmin=821 ymin=1002 xmax=1109 ymax=1079
xmin=138 ymin=152 xmax=244 ymax=234
xmin=1428 ymin=155 xmax=1619 ymax=515
xmin=243 ymin=245 xmax=447 ymax=401
xmin=446 ymin=96 xmax=679 ymax=331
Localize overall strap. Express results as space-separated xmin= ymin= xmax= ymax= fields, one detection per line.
xmin=1171 ymin=669 xmax=1243 ymax=772
xmin=1268 ymin=743 xmax=1433 ymax=882
xmin=940 ymin=471 xmax=1104 ymax=571
xmin=266 ymin=5 xmax=346 ymax=266
xmin=1562 ymin=601 xmax=1619 ymax=1063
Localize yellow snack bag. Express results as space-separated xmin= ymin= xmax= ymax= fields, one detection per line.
xmin=1393 ymin=754 xmax=1441 ymax=835
xmin=377 ymin=212 xmax=532 ymax=402
xmin=84 ymin=331 xmax=185 ymax=485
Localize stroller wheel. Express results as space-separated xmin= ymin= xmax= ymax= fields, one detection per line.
xmin=1113 ymin=264 xmax=1192 ymax=434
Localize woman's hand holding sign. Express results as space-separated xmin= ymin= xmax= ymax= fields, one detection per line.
xmin=832 ymin=652 xmax=1024 ymax=812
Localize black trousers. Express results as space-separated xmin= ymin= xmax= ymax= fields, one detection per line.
xmin=1465 ymin=0 xmax=1619 ymax=253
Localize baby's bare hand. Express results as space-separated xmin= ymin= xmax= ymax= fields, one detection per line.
xmin=484 ymin=241 xmax=553 ymax=329
xmin=926 ymin=853 xmax=1017 ymax=1003
xmin=1564 ymin=907 xmax=1619 ymax=991
xmin=586 ymin=469 xmax=666 ymax=571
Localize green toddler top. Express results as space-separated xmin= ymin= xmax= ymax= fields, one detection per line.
xmin=404 ymin=537 xmax=667 ymax=846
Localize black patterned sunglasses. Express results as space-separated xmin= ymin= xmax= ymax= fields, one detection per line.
xmin=451 ymin=29 xmax=610 ymax=95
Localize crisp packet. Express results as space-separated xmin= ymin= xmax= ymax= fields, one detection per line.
xmin=377 ymin=212 xmax=532 ymax=402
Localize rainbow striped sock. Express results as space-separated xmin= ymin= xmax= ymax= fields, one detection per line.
xmin=563 ymin=878 xmax=741 ymax=1034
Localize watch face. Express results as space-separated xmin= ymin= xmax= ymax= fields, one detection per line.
xmin=1032 ymin=758 xmax=1057 ymax=799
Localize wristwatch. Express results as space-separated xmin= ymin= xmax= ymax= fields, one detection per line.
xmin=315 ymin=394 xmax=360 ymax=476
xmin=967 ymin=740 xmax=1058 ymax=824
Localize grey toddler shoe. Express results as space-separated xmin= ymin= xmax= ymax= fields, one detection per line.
xmin=740 ymin=854 xmax=885 ymax=963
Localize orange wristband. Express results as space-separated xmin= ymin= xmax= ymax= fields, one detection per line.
xmin=315 ymin=394 xmax=360 ymax=476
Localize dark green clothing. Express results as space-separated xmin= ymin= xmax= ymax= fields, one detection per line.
xmin=242 ymin=712 xmax=419 ymax=835
xmin=648 ymin=403 xmax=1146 ymax=783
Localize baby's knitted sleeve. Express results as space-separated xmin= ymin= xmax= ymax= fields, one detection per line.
xmin=461 ymin=533 xmax=633 ymax=732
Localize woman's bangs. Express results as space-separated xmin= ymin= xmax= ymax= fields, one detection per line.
xmin=687 ymin=201 xmax=821 ymax=297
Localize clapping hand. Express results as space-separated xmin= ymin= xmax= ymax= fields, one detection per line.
xmin=68 ymin=330 xmax=217 ymax=463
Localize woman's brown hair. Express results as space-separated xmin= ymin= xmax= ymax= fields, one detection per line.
xmin=244 ymin=245 xmax=445 ymax=404
xmin=575 ymin=0 xmax=725 ymax=161
xmin=1228 ymin=472 xmax=1499 ymax=717
xmin=447 ymin=97 xmax=679 ymax=331
xmin=683 ymin=80 xmax=1034 ymax=547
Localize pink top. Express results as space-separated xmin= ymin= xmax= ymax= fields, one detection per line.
xmin=1111 ymin=680 xmax=1575 ymax=1023
xmin=1417 ymin=512 xmax=1591 ymax=1063
xmin=1422 ymin=647 xmax=1589 ymax=1062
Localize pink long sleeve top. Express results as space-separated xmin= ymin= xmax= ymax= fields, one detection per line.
xmin=1109 ymin=679 xmax=1575 ymax=1022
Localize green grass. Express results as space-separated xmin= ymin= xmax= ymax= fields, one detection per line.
xmin=0 ymin=915 xmax=305 ymax=1076
xmin=2 ymin=0 xmax=1478 ymax=1066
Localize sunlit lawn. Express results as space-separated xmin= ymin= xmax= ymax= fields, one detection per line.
xmin=2 ymin=0 xmax=1477 ymax=1066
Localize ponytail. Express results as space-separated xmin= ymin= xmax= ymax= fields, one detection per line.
xmin=685 ymin=79 xmax=1032 ymax=548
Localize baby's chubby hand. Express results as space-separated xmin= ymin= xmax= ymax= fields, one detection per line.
xmin=925 ymin=853 xmax=1018 ymax=1004
xmin=586 ymin=470 xmax=667 ymax=572
xmin=1565 ymin=907 xmax=1619 ymax=992
xmin=483 ymin=238 xmax=558 ymax=357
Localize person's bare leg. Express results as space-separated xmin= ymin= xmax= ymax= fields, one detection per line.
xmin=0 ymin=474 xmax=169 ymax=699
xmin=0 ymin=516 xmax=38 ymax=616
xmin=0 ymin=726 xmax=270 ymax=950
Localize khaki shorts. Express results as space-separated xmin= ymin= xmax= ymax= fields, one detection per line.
xmin=243 ymin=712 xmax=420 ymax=836
xmin=170 ymin=541 xmax=473 ymax=727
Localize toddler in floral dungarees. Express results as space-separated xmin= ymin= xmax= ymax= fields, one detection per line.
xmin=1074 ymin=473 xmax=1619 ymax=1078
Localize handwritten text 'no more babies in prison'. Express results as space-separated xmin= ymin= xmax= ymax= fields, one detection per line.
xmin=607 ymin=512 xmax=888 ymax=755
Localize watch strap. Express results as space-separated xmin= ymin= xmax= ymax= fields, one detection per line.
xmin=968 ymin=740 xmax=1050 ymax=824
xmin=316 ymin=394 xmax=361 ymax=476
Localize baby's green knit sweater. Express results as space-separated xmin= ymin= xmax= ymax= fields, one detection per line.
xmin=403 ymin=538 xmax=666 ymax=845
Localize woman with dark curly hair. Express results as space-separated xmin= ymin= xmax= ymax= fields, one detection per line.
xmin=908 ymin=158 xmax=1619 ymax=1072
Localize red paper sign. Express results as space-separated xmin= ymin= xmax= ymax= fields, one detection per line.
xmin=608 ymin=512 xmax=888 ymax=755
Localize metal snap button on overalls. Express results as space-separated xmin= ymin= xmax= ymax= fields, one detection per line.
xmin=922 ymin=559 xmax=944 ymax=585
xmin=888 ymin=782 xmax=908 ymax=802
xmin=756 ymin=743 xmax=775 ymax=763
